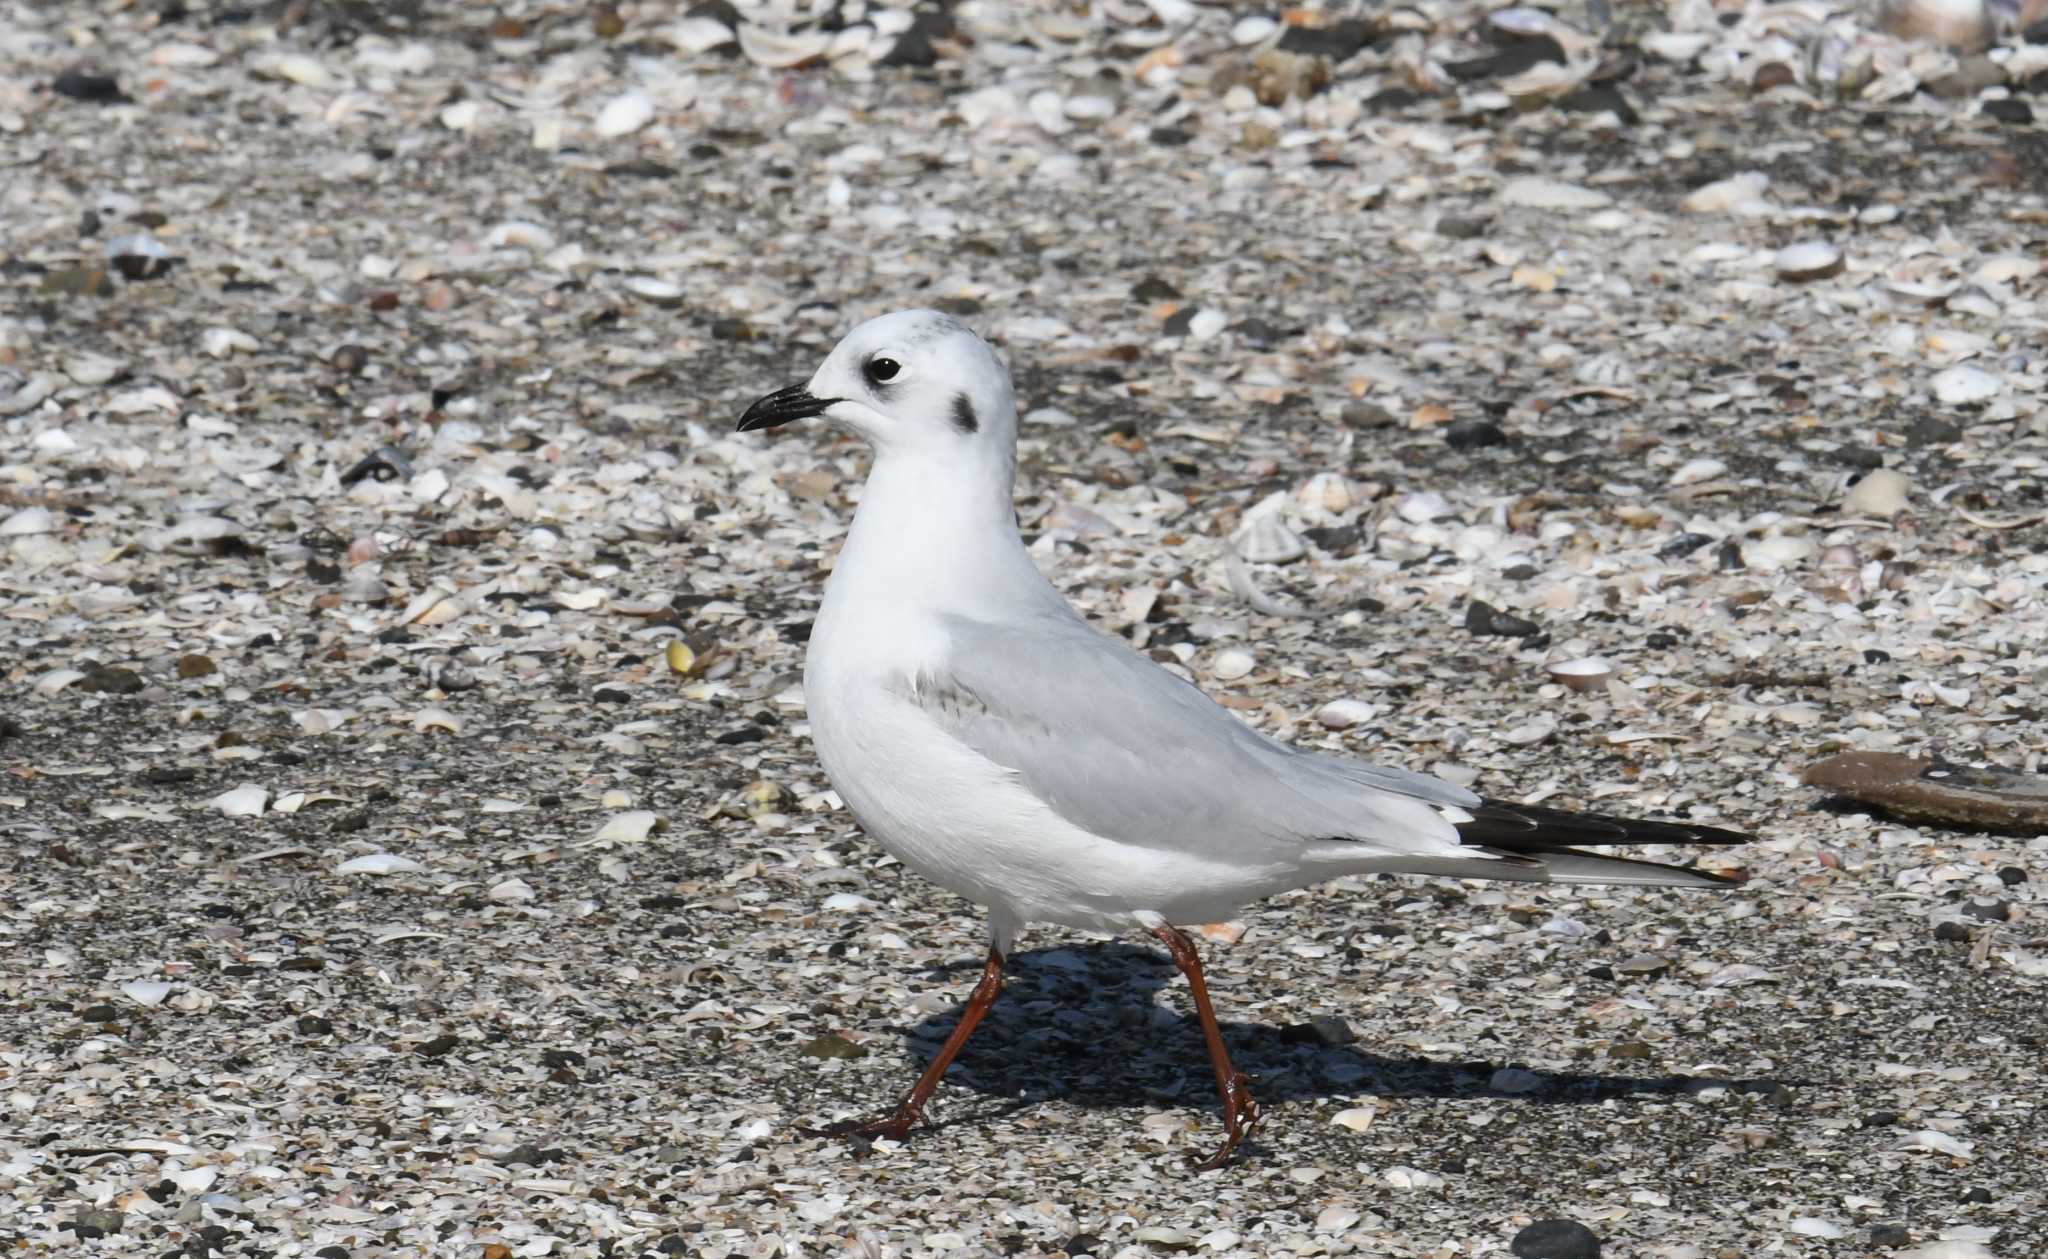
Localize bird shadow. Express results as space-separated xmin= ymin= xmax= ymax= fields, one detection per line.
xmin=858 ymin=942 xmax=1794 ymax=1124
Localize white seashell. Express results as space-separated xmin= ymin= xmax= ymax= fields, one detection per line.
xmin=439 ymin=100 xmax=481 ymax=131
xmin=1329 ymin=1106 xmax=1377 ymax=1132
xmin=1498 ymin=178 xmax=1611 ymax=210
xmin=1641 ymin=32 xmax=1710 ymax=61
xmin=1682 ymin=172 xmax=1771 ymax=215
xmin=341 ymin=570 xmax=388 ymax=603
xmin=1231 ymin=15 xmax=1278 ymax=44
xmin=203 ymin=327 xmax=259 ymax=358
xmin=173 ymin=1168 xmax=218 ymax=1194
xmin=268 ymin=53 xmax=342 ymax=90
xmin=63 ymin=353 xmax=124 ymax=385
xmin=272 ymin=791 xmax=346 ymax=815
xmin=292 ymin=708 xmax=355 ymax=735
xmin=1027 ymin=89 xmax=1071 ymax=134
xmin=822 ymin=892 xmax=878 ymax=911
xmin=486 ymin=221 xmax=555 ymax=251
xmin=409 ymin=467 xmax=450 ymax=505
xmin=1929 ymin=365 xmax=1999 ymax=406
xmin=488 ymin=878 xmax=535 ymax=902
xmin=1547 ymin=657 xmax=1614 ymax=692
xmin=738 ymin=24 xmax=831 ymax=69
xmin=595 ymin=90 xmax=655 ymax=138
xmin=623 ymin=275 xmax=685 ymax=306
xmin=1 ymin=506 xmax=55 ymax=535
xmin=1187 ymin=308 xmax=1227 ymax=340
xmin=1063 ymin=94 xmax=1116 ymax=121
xmin=1315 ymin=1206 xmax=1362 ymax=1233
xmin=412 ymin=707 xmax=460 ymax=734
xmin=667 ymin=16 xmax=738 ymax=53
xmin=1234 ymin=514 xmax=1305 ymax=564
xmin=210 ymin=784 xmax=268 ymax=817
xmin=1296 ymin=472 xmax=1354 ymax=514
xmin=594 ymin=810 xmax=662 ymax=843
xmin=1385 ymin=1165 xmax=1447 ymax=1190
xmin=1747 ymin=535 xmax=1816 ymax=570
xmin=1774 ymin=240 xmax=1843 ymax=282
xmin=1396 ymin=491 xmax=1454 ymax=524
xmin=1317 ymin=699 xmax=1378 ymax=729
xmin=1845 ymin=469 xmax=1909 ymax=518
xmin=1669 ymin=457 xmax=1726 ymax=486
xmin=336 ymin=853 xmax=423 ymax=875
xmin=121 ymin=980 xmax=175 ymax=1007
xmin=481 ymin=798 xmax=525 ymax=814
xmin=1210 ymin=648 xmax=1255 ymax=681
xmin=1502 ymin=715 xmax=1557 ymax=746
xmin=152 ymin=42 xmax=221 ymax=68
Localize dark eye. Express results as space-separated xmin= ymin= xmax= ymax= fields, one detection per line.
xmin=864 ymin=356 xmax=901 ymax=384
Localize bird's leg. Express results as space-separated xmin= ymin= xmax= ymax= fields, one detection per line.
xmin=803 ymin=945 xmax=1006 ymax=1145
xmin=1150 ymin=925 xmax=1261 ymax=1170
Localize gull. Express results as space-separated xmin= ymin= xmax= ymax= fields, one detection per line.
xmin=737 ymin=309 xmax=1751 ymax=1167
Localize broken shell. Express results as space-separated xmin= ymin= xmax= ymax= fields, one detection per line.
xmin=412 ymin=707 xmax=460 ymax=734
xmin=594 ymin=89 xmax=654 ymax=137
xmin=594 ymin=810 xmax=663 ymax=843
xmin=738 ymin=24 xmax=831 ymax=69
xmin=1546 ymin=657 xmax=1615 ymax=692
xmin=1234 ymin=514 xmax=1306 ymax=564
xmin=1295 ymin=472 xmax=1355 ymax=514
xmin=209 ymin=784 xmax=269 ymax=817
xmin=1929 ymin=365 xmax=2000 ymax=407
xmin=336 ymin=853 xmax=424 ymax=875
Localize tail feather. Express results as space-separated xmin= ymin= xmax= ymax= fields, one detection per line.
xmin=1445 ymin=798 xmax=1752 ymax=889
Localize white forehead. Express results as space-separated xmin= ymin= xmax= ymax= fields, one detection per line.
xmin=838 ymin=308 xmax=972 ymax=354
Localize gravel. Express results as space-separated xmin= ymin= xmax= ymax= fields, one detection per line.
xmin=3 ymin=1 xmax=2046 ymax=1256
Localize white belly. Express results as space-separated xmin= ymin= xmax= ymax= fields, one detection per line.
xmin=805 ymin=669 xmax=1298 ymax=932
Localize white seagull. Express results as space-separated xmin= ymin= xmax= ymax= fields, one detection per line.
xmin=738 ymin=309 xmax=1750 ymax=1167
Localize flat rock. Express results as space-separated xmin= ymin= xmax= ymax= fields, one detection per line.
xmin=1804 ymin=753 xmax=2048 ymax=832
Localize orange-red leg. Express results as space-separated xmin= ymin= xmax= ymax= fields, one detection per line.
xmin=1151 ymin=925 xmax=1261 ymax=1169
xmin=804 ymin=946 xmax=1006 ymax=1145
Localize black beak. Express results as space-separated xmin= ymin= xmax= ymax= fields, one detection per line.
xmin=737 ymin=384 xmax=837 ymax=432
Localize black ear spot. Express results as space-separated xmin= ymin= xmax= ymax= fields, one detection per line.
xmin=950 ymin=392 xmax=979 ymax=435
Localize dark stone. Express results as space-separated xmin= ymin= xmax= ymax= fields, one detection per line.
xmin=685 ymin=0 xmax=740 ymax=29
xmin=1905 ymin=415 xmax=1962 ymax=447
xmin=714 ymin=725 xmax=766 ymax=745
xmin=1585 ymin=964 xmax=1615 ymax=980
xmin=1715 ymin=539 xmax=1744 ymax=571
xmin=1998 ymin=866 xmax=2027 ymax=885
xmin=1863 ymin=1110 xmax=1898 ymax=1127
xmin=1148 ymin=126 xmax=1192 ymax=147
xmin=1444 ymin=419 xmax=1508 ymax=450
xmin=53 ymin=71 xmax=130 ymax=103
xmin=1959 ymin=900 xmax=2010 ymax=923
xmin=593 ymin=686 xmax=631 ymax=704
xmin=144 ymin=766 xmax=197 ymax=784
xmin=1279 ymin=1015 xmax=1356 ymax=1046
xmin=1644 ymin=631 xmax=1677 ymax=650
xmin=1934 ymin=920 xmax=1974 ymax=942
xmin=1275 ymin=19 xmax=1381 ymax=61
xmin=1436 ymin=213 xmax=1492 ymax=239
xmin=1961 ymin=1186 xmax=1994 ymax=1203
xmin=1835 ymin=447 xmax=1885 ymax=471
xmin=1340 ymin=400 xmax=1399 ymax=429
xmin=541 ymin=1048 xmax=585 ymax=1068
xmin=1983 ymin=99 xmax=2034 ymax=125
xmin=297 ymin=1014 xmax=333 ymax=1035
xmin=77 ymin=664 xmax=145 ymax=694
xmin=1658 ymin=531 xmax=1713 ymax=559
xmin=1062 ymin=1235 xmax=1104 ymax=1258
xmin=1869 ymin=1223 xmax=1911 ymax=1247
xmin=278 ymin=956 xmax=325 ymax=972
xmin=605 ymin=158 xmax=677 ymax=180
xmin=1162 ymin=306 xmax=1200 ymax=336
xmin=78 ymin=1002 xmax=121 ymax=1022
xmin=1464 ymin=600 xmax=1539 ymax=638
xmin=1510 ymin=1219 xmax=1600 ymax=1259
xmin=878 ymin=10 xmax=949 ymax=67
xmin=1302 ymin=524 xmax=1362 ymax=554
xmin=417 ymin=1034 xmax=461 ymax=1058
xmin=316 ymin=1248 xmax=352 ymax=1259
xmin=1557 ymin=85 xmax=1638 ymax=125
xmin=1864 ymin=648 xmax=1891 ymax=664
xmin=1446 ymin=36 xmax=1566 ymax=82
xmin=1131 ymin=275 xmax=1180 ymax=302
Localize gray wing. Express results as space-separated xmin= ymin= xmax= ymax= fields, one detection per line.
xmin=912 ymin=611 xmax=1478 ymax=859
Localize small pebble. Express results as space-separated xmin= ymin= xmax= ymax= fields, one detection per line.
xmin=1511 ymin=1219 xmax=1601 ymax=1259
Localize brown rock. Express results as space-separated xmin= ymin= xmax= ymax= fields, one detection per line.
xmin=1803 ymin=752 xmax=2048 ymax=832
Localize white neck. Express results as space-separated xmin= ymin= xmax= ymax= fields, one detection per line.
xmin=823 ymin=447 xmax=1055 ymax=622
